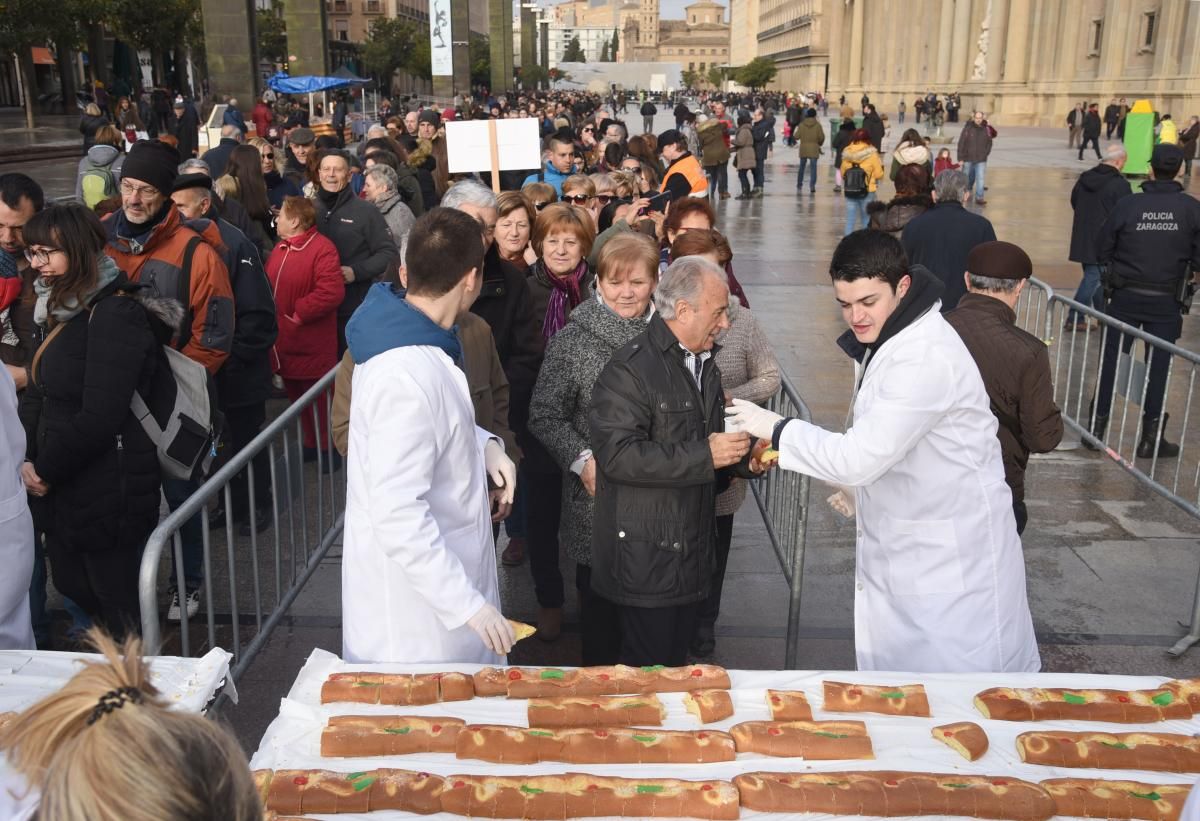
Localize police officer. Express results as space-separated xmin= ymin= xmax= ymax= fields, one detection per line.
xmin=1091 ymin=144 xmax=1200 ymax=458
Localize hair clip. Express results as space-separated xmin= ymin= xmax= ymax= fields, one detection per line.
xmin=86 ymin=686 xmax=144 ymax=726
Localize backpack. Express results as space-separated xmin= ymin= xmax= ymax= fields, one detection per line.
xmin=843 ymin=161 xmax=869 ymax=199
xmin=81 ymin=162 xmax=117 ymax=209
xmin=130 ymin=237 xmax=223 ymax=481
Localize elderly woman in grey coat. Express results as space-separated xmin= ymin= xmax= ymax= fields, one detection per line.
xmin=670 ymin=229 xmax=781 ymax=657
xmin=528 ymin=231 xmax=660 ymax=665
xmin=362 ymin=163 xmax=416 ymax=248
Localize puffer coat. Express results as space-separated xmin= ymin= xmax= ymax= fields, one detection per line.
xmin=528 ymin=297 xmax=650 ymax=565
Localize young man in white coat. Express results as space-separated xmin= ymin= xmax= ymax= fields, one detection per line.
xmin=342 ymin=208 xmax=518 ymax=664
xmin=1 ymin=363 xmax=34 ymax=650
xmin=727 ymin=230 xmax=1041 ymax=674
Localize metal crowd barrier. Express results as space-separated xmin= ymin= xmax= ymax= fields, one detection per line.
xmin=747 ymin=374 xmax=814 ymax=669
xmin=139 ymin=367 xmax=344 ymax=690
xmin=1015 ymin=283 xmax=1200 ymax=654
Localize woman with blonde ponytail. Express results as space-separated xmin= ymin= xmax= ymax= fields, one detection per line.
xmin=0 ymin=628 xmax=262 ymax=821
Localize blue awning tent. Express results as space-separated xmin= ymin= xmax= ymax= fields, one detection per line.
xmin=267 ymin=71 xmax=369 ymax=94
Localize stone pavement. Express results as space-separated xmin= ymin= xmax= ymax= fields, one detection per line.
xmin=13 ymin=109 xmax=1197 ymax=751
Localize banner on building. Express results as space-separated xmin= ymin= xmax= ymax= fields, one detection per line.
xmin=430 ymin=0 xmax=453 ymax=77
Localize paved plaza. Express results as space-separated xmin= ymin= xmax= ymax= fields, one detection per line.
xmin=7 ymin=110 xmax=1199 ymax=750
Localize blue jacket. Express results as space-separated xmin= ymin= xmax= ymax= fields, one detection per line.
xmin=346 ymin=283 xmax=462 ymax=366
xmin=521 ymin=161 xmax=571 ymax=196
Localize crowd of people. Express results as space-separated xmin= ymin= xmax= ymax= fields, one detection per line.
xmin=0 ymin=81 xmax=1191 ymax=666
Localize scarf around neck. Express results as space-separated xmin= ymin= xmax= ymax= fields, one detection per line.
xmin=33 ymin=253 xmax=122 ymax=327
xmin=536 ymin=258 xmax=587 ymax=342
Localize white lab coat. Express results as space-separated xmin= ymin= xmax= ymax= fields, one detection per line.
xmin=342 ymin=345 xmax=502 ymax=664
xmin=778 ymin=305 xmax=1040 ymax=674
xmin=0 ymin=364 xmax=34 ymax=651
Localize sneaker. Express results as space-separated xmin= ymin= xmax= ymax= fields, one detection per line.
xmin=719 ymin=192 xmax=731 ymax=200
xmin=167 ymin=586 xmax=201 ymax=621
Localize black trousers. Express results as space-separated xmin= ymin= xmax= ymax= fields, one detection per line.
xmin=1105 ymin=121 xmax=1116 ymax=139
xmin=222 ymin=402 xmax=271 ymax=517
xmin=1095 ymin=302 xmax=1181 ymax=422
xmin=1078 ymin=135 xmax=1101 ymax=160
xmin=524 ymin=468 xmax=564 ymax=608
xmin=697 ymin=514 xmax=734 ymax=629
xmin=46 ymin=532 xmax=149 ymax=642
xmin=1013 ymin=500 xmax=1028 ymax=536
xmin=576 ymin=564 xmax=621 ymax=665
xmin=617 ymin=602 xmax=700 ymax=667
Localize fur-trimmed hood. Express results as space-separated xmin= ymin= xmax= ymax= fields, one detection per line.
xmin=893 ymin=141 xmax=931 ymax=166
xmin=126 ymin=286 xmax=186 ymax=335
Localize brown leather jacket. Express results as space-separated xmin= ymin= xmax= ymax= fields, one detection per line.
xmin=331 ymin=311 xmax=518 ymax=460
xmin=944 ymin=292 xmax=1063 ymax=505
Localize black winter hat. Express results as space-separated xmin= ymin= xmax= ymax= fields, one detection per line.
xmin=122 ymin=140 xmax=180 ymax=194
xmin=1151 ymin=143 xmax=1184 ymax=176
xmin=417 ymin=109 xmax=440 ymax=127
xmin=172 ymin=172 xmax=214 ymax=194
xmin=656 ymin=129 xmax=686 ymax=151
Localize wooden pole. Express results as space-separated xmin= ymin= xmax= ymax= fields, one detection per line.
xmin=487 ymin=118 xmax=501 ymax=193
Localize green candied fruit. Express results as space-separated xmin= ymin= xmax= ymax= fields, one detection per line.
xmin=540 ymin=669 xmax=565 ymax=680
xmin=1130 ymin=791 xmax=1162 ymax=801
xmin=1100 ymin=741 xmax=1130 ymax=749
xmin=1152 ymin=691 xmax=1175 ymax=706
xmin=636 ymin=785 xmax=665 ymax=794
xmin=384 ymin=726 xmax=411 ymax=735
xmin=632 ymin=734 xmax=657 ymax=743
xmin=944 ymin=783 xmax=971 ymax=789
xmin=527 ymin=730 xmax=555 ymax=737
xmin=880 ymin=691 xmax=905 ymax=699
xmin=1062 ymin=693 xmax=1087 ymax=704
xmin=812 ymin=731 xmax=850 ymax=739
xmin=349 ymin=773 xmax=376 ymax=792
xmin=641 ymin=665 xmax=666 ymax=672
xmin=353 ymin=681 xmax=383 ymax=686
xmin=520 ymin=785 xmax=544 ymax=795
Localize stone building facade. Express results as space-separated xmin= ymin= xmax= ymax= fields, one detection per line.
xmin=728 ymin=0 xmax=1197 ymax=127
xmin=621 ymin=0 xmax=730 ymax=78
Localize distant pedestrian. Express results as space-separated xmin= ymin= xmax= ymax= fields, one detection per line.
xmin=794 ymin=108 xmax=824 ymax=193
xmin=957 ymin=110 xmax=993 ymax=204
xmin=1078 ymin=104 xmax=1102 ymax=161
xmin=222 ymin=97 xmax=247 ymax=135
xmin=1065 ymin=143 xmax=1131 ymax=329
xmin=898 ymin=99 xmax=906 ymax=124
xmin=1067 ymin=103 xmax=1084 ymax=149
xmin=1181 ymin=115 xmax=1200 ymax=179
xmin=1103 ymin=98 xmax=1120 ymax=140
xmin=862 ymin=104 xmax=884 ymax=151
xmin=839 ymin=128 xmax=884 ymax=235
xmin=640 ymin=99 xmax=657 ymax=135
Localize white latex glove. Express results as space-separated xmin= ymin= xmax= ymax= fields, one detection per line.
xmin=483 ymin=439 xmax=517 ymax=506
xmin=725 ymin=398 xmax=784 ymax=441
xmin=467 ymin=603 xmax=515 ymax=656
xmin=827 ymin=483 xmax=857 ymax=519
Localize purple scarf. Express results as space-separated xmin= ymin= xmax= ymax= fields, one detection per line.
xmin=540 ymin=259 xmax=587 ymax=342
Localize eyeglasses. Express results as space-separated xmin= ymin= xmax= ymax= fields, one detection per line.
xmin=24 ymin=246 xmax=63 ymax=265
xmin=620 ymin=164 xmax=641 ymax=172
xmin=582 ymin=127 xmax=595 ymax=133
xmin=562 ymin=195 xmax=590 ymax=205
xmin=119 ymin=180 xmax=160 ymax=199
xmin=595 ymin=194 xmax=613 ymax=206
xmin=533 ymin=201 xmax=550 ymax=211
xmin=263 ymin=152 xmax=275 ymax=159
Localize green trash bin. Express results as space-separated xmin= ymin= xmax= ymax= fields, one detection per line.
xmin=1123 ymin=99 xmax=1156 ymax=176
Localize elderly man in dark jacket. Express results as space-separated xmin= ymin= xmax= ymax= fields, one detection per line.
xmin=589 ymin=257 xmax=758 ymax=666
xmin=1066 ymin=143 xmax=1131 ymax=328
xmin=902 ymin=169 xmax=997 ymax=311
xmin=945 ymin=241 xmax=1063 ymax=536
xmin=314 ymin=149 xmax=400 ymax=355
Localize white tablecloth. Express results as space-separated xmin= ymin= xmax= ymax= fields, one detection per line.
xmin=0 ymin=647 xmax=233 ymax=820
xmin=249 ymin=649 xmax=1200 ymax=820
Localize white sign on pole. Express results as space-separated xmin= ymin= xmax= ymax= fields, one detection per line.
xmin=430 ymin=0 xmax=453 ymax=77
xmin=445 ymin=119 xmax=542 ymax=174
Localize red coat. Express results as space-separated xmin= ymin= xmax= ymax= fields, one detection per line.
xmin=266 ymin=225 xmax=345 ymax=380
xmin=252 ymin=102 xmax=273 ymax=138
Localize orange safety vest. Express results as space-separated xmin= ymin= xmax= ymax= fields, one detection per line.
xmin=660 ymin=153 xmax=708 ymax=197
